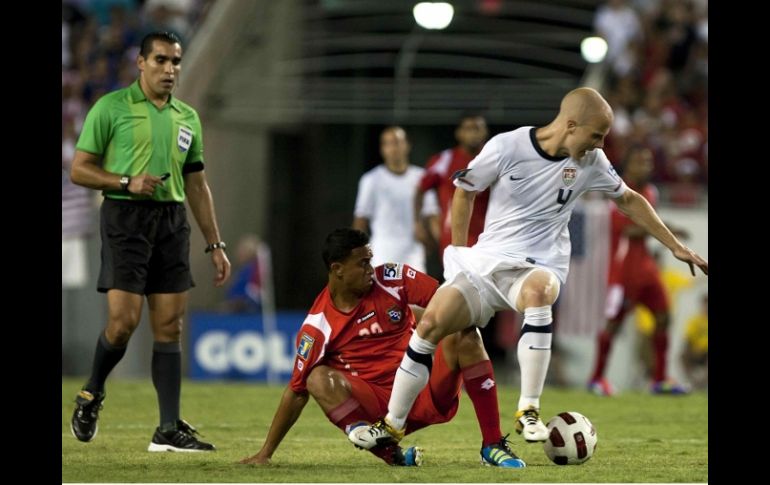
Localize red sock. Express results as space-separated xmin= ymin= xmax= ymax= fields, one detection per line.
xmin=653 ymin=331 xmax=669 ymax=382
xmin=327 ymin=396 xmax=370 ymax=434
xmin=591 ymin=330 xmax=612 ymax=381
xmin=327 ymin=397 xmax=396 ymax=465
xmin=461 ymin=360 xmax=502 ymax=446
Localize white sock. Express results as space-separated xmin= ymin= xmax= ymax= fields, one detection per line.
xmin=517 ymin=306 xmax=552 ymax=411
xmin=386 ymin=333 xmax=437 ymax=430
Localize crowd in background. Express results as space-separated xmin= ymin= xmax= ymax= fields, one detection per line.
xmin=595 ymin=0 xmax=708 ymax=207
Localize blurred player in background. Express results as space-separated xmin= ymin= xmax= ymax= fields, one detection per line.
xmin=350 ymin=87 xmax=707 ymax=452
xmin=353 ymin=126 xmax=439 ymax=272
xmin=240 ymin=228 xmax=525 ymax=468
xmin=588 ymin=145 xmax=690 ymax=395
xmin=413 ymin=115 xmax=518 ymax=373
xmin=68 ymin=31 xmax=230 ymax=452
xmin=414 ymin=114 xmax=489 ymax=259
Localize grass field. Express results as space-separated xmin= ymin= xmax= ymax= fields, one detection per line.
xmin=62 ymin=378 xmax=707 ymax=483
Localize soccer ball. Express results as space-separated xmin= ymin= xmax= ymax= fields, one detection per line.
xmin=543 ymin=411 xmax=597 ymax=465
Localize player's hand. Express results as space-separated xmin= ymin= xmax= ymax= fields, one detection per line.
xmin=128 ymin=173 xmax=164 ymax=196
xmin=671 ymin=246 xmax=708 ymax=276
xmin=414 ymin=221 xmax=428 ymax=244
xmin=414 ymin=221 xmax=432 ymax=250
xmin=211 ymin=249 xmax=231 ymax=287
xmin=239 ymin=454 xmax=272 ymax=465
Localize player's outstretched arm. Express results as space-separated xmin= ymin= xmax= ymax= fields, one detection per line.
xmin=239 ymin=386 xmax=309 ymax=465
xmin=613 ymin=189 xmax=708 ymax=276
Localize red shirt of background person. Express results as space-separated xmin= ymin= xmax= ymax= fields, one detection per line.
xmin=606 ymin=183 xmax=662 ymax=291
xmin=414 ymin=115 xmax=490 ymax=258
xmin=589 ymin=144 xmax=690 ymax=396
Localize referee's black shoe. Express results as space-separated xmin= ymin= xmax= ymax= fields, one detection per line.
xmin=147 ymin=419 xmax=216 ymax=452
xmin=70 ymin=389 xmax=105 ymax=442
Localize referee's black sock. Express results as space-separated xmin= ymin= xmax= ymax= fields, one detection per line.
xmin=85 ymin=331 xmax=127 ymax=394
xmin=152 ymin=341 xmax=182 ymax=431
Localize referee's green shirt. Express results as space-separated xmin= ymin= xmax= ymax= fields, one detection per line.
xmin=76 ymin=80 xmax=204 ymax=202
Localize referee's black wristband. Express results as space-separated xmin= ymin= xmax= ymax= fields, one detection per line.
xmin=204 ymin=241 xmax=227 ymax=253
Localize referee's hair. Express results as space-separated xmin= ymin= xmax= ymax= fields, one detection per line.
xmin=140 ymin=31 xmax=183 ymax=58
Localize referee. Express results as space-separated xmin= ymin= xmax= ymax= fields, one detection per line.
xmin=69 ymin=31 xmax=231 ymax=452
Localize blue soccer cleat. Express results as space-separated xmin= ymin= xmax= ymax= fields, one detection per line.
xmin=651 ymin=380 xmax=690 ymax=395
xmin=587 ymin=378 xmax=615 ymax=396
xmin=480 ymin=434 xmax=526 ymax=468
xmin=402 ymin=446 xmax=424 ymax=466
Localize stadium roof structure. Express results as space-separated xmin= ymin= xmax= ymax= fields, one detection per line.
xmin=200 ymin=0 xmax=602 ymax=126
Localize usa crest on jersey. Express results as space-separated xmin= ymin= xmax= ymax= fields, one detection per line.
xmin=177 ymin=126 xmax=192 ymax=153
xmin=562 ymin=167 xmax=577 ymax=186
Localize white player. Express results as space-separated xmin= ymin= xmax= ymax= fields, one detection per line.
xmin=350 ymin=87 xmax=708 ymax=450
xmin=353 ymin=126 xmax=439 ymax=272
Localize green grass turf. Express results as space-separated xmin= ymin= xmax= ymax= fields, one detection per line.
xmin=62 ymin=378 xmax=707 ymax=483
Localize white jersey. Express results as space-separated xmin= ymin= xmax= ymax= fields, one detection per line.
xmin=453 ymin=126 xmax=627 ymax=283
xmin=354 ymin=164 xmax=439 ymax=271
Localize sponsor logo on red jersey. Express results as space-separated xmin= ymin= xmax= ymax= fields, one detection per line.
xmin=356 ymin=310 xmax=376 ymax=324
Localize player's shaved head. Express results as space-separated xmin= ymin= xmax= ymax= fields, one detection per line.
xmin=537 ymin=86 xmax=614 ymax=160
xmin=558 ymin=87 xmax=613 ymax=125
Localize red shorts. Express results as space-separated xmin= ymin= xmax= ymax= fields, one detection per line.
xmin=345 ymin=344 xmax=461 ymax=435
xmin=605 ymin=271 xmax=669 ymax=321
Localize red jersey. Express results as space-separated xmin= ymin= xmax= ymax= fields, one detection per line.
xmin=419 ymin=147 xmax=489 ymax=255
xmin=607 ymin=183 xmax=660 ymax=285
xmin=288 ymin=264 xmax=438 ymax=393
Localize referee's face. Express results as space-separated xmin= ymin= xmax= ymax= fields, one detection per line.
xmin=138 ymin=40 xmax=182 ymax=100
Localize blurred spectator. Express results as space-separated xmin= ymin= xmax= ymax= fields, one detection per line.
xmin=85 ymin=0 xmax=138 ymax=27
xmin=63 ymin=67 xmax=94 ymax=289
xmin=597 ymin=0 xmax=707 ymax=205
xmin=594 ymin=0 xmax=643 ymax=79
xmin=223 ymin=234 xmax=272 ymax=314
xmin=680 ymin=293 xmax=707 ymax=390
xmin=141 ymin=0 xmax=196 ymax=42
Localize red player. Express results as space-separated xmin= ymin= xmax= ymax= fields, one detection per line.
xmin=589 ymin=145 xmax=690 ymax=396
xmin=240 ymin=228 xmax=525 ymax=468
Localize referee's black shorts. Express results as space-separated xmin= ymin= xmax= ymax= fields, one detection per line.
xmin=97 ymin=198 xmax=195 ymax=295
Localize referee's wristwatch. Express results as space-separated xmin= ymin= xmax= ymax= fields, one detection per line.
xmin=205 ymin=241 xmax=227 ymax=253
xmin=119 ymin=175 xmax=131 ymax=192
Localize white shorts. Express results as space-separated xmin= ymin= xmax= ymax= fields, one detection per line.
xmin=441 ymin=246 xmax=558 ymax=327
